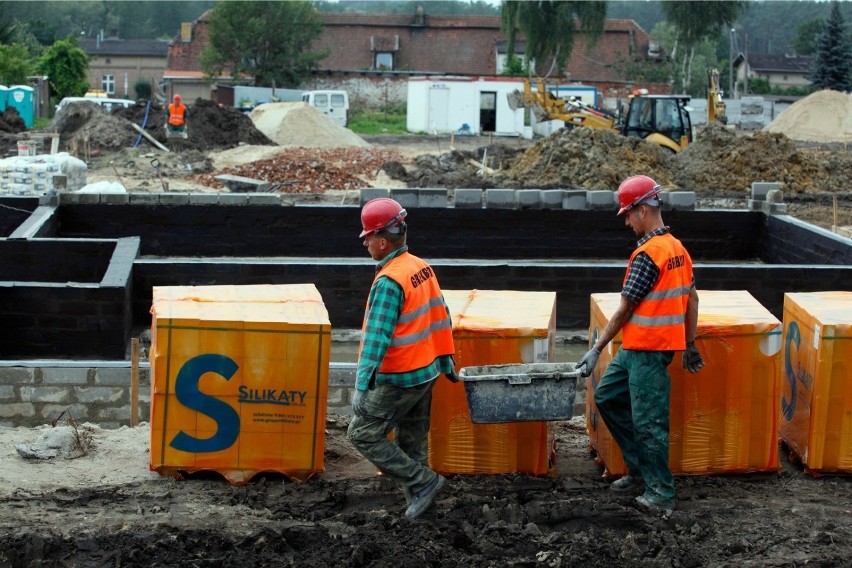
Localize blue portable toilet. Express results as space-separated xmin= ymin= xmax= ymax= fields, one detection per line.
xmin=7 ymin=85 xmax=34 ymax=128
xmin=0 ymin=85 xmax=8 ymax=111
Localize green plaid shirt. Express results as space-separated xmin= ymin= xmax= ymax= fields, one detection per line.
xmin=356 ymin=246 xmax=455 ymax=391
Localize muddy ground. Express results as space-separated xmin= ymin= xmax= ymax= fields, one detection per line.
xmin=1 ymin=415 xmax=851 ymax=567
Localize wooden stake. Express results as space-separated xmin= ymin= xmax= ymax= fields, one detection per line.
xmin=130 ymin=338 xmax=140 ymax=427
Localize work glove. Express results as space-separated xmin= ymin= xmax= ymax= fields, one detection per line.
xmin=682 ymin=341 xmax=705 ymax=374
xmin=577 ymin=347 xmax=601 ymax=378
xmin=445 ymin=370 xmax=459 ymax=383
xmin=352 ymin=388 xmax=369 ymax=416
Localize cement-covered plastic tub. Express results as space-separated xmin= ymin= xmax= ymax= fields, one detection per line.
xmin=458 ymin=362 xmax=579 ymax=423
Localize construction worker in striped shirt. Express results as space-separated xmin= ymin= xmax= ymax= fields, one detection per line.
xmin=348 ymin=198 xmax=457 ymax=520
xmin=578 ymin=175 xmax=705 ymax=514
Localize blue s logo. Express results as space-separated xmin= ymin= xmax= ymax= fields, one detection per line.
xmin=781 ymin=321 xmax=800 ymax=422
xmin=170 ymin=354 xmax=240 ymax=453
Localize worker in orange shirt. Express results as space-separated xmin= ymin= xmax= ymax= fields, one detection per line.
xmin=166 ymin=94 xmax=188 ymax=136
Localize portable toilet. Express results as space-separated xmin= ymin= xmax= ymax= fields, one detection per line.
xmin=0 ymin=85 xmax=8 ymax=112
xmin=7 ymin=85 xmax=34 ymax=128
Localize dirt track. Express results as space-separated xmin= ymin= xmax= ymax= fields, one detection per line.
xmin=1 ymin=416 xmax=850 ymax=567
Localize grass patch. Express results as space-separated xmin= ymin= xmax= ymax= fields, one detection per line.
xmin=32 ymin=117 xmax=51 ymax=130
xmin=348 ymin=107 xmax=407 ymax=135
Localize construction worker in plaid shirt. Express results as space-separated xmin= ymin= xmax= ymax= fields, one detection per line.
xmin=347 ymin=198 xmax=457 ymax=520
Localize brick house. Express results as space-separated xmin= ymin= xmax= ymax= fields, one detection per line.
xmin=164 ymin=8 xmax=669 ymax=108
xmin=81 ymin=32 xmax=169 ymax=100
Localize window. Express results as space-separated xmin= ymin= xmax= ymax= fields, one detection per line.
xmin=314 ymin=94 xmax=328 ymax=107
xmin=101 ymin=75 xmax=115 ymax=95
xmin=374 ymin=52 xmax=394 ymax=70
xmin=330 ymin=94 xmax=346 ymax=108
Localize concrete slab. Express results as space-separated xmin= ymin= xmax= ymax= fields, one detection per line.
xmin=214 ymin=174 xmax=270 ymax=193
xmin=454 ymin=188 xmax=483 ymax=209
xmin=485 ymin=189 xmax=516 ymax=209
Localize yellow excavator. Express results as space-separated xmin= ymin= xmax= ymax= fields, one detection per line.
xmin=508 ymin=78 xmax=716 ymax=153
xmin=707 ymin=68 xmax=728 ymax=124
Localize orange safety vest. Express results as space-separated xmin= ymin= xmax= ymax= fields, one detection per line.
xmin=365 ymin=251 xmax=455 ymax=374
xmin=168 ymin=103 xmax=186 ymax=127
xmin=621 ymin=233 xmax=693 ymax=351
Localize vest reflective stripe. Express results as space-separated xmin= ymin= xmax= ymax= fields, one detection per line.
xmin=645 ymin=285 xmax=692 ymax=301
xmin=622 ymin=233 xmax=693 ymax=351
xmin=390 ymin=317 xmax=452 ymax=347
xmin=366 ymin=252 xmax=455 ymax=373
xmin=168 ymin=103 xmax=186 ymax=126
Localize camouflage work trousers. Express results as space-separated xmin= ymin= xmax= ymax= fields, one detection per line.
xmin=347 ymin=379 xmax=439 ymax=496
xmin=593 ymin=348 xmax=675 ymax=502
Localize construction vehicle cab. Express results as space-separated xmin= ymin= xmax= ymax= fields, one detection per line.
xmin=509 ymin=79 xmax=694 ymax=153
xmin=621 ymin=93 xmax=693 ymax=153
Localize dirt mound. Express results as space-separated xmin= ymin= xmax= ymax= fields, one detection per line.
xmin=0 ymin=107 xmax=25 ymax=133
xmin=248 ymin=102 xmax=370 ymax=148
xmin=764 ymin=89 xmax=852 ymax=143
xmin=502 ymin=128 xmax=674 ymax=190
xmin=114 ymin=98 xmax=275 ymax=152
xmin=41 ymin=98 xmax=274 ymax=155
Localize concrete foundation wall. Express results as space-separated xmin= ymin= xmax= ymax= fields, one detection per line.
xmin=57 ymin=204 xmax=763 ymax=261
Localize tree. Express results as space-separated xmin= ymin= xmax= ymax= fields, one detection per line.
xmin=793 ymin=19 xmax=824 ymax=56
xmin=661 ymin=1 xmax=746 ymax=93
xmin=36 ymin=37 xmax=89 ymax=100
xmin=0 ymin=44 xmax=31 ymax=85
xmin=501 ymin=1 xmax=606 ymax=78
xmin=201 ymin=1 xmax=328 ymax=88
xmin=810 ymin=1 xmax=852 ymax=92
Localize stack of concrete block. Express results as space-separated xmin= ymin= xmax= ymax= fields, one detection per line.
xmin=739 ymin=97 xmax=766 ymax=131
xmin=748 ymin=181 xmax=787 ymax=214
xmin=0 ymin=153 xmax=87 ymax=195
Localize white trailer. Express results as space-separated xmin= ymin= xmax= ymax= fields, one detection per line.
xmin=407 ymin=76 xmax=525 ymax=136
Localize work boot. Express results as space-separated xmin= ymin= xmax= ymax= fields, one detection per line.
xmin=636 ymin=493 xmax=676 ymax=514
xmin=404 ymin=475 xmax=445 ymax=519
xmin=610 ymin=472 xmax=643 ymax=493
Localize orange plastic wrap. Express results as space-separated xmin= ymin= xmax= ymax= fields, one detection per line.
xmin=586 ymin=290 xmax=782 ymax=476
xmin=429 ymin=290 xmax=558 ymax=476
xmin=780 ymin=292 xmax=852 ymax=475
xmin=149 ymin=284 xmax=331 ymax=485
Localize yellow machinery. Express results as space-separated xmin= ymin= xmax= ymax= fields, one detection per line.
xmin=707 ymin=68 xmax=728 ymax=124
xmin=508 ymin=78 xmax=695 ymax=153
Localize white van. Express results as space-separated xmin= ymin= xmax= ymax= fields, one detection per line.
xmin=56 ymin=97 xmax=134 ymax=113
xmin=301 ymin=90 xmax=349 ymax=127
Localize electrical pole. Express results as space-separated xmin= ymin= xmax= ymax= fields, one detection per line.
xmin=729 ymin=28 xmax=735 ymax=99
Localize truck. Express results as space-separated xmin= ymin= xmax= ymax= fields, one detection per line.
xmin=300 ymin=90 xmax=349 ymax=127
xmin=508 ymin=79 xmax=693 ymax=153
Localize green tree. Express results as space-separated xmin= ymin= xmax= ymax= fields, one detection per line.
xmin=0 ymin=44 xmax=31 ymax=85
xmin=201 ymin=1 xmax=328 ymax=88
xmin=661 ymin=1 xmax=746 ymax=93
xmin=501 ymin=0 xmax=606 ymax=78
xmin=793 ymin=19 xmax=824 ymax=56
xmin=810 ymin=1 xmax=852 ymax=92
xmin=36 ymin=37 xmax=89 ymax=100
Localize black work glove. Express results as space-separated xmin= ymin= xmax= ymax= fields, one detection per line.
xmin=445 ymin=370 xmax=459 ymax=383
xmin=577 ymin=347 xmax=601 ymax=378
xmin=682 ymin=341 xmax=705 ymax=373
xmin=352 ymin=389 xmax=368 ymax=416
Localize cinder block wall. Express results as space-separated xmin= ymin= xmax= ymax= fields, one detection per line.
xmin=0 ymin=361 xmax=589 ymax=428
xmin=0 ymin=364 xmax=151 ymax=428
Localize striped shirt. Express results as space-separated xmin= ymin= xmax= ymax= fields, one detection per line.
xmin=357 ymin=246 xmax=455 ymax=390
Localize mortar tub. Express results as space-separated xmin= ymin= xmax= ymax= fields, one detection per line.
xmin=458 ymin=362 xmax=579 ymax=423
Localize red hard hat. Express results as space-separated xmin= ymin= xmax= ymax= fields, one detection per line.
xmin=617 ymin=175 xmax=661 ymax=215
xmin=360 ymin=198 xmax=407 ymax=238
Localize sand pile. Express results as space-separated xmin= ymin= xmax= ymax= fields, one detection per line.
xmin=764 ymin=90 xmax=852 ymax=143
xmin=249 ymin=102 xmax=370 ymax=148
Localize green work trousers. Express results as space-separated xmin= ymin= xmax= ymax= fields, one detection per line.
xmin=593 ymin=348 xmax=675 ymax=503
xmin=347 ymin=379 xmax=439 ymax=495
